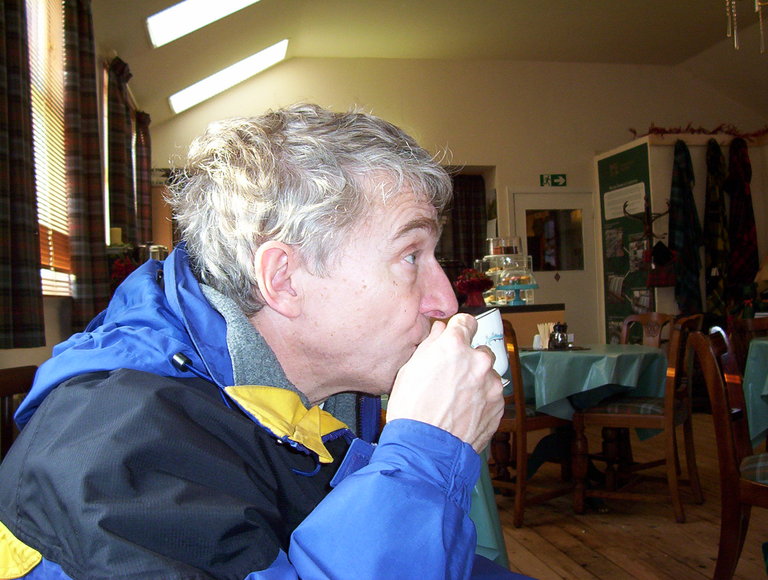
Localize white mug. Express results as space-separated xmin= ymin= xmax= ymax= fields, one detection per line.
xmin=471 ymin=308 xmax=510 ymax=386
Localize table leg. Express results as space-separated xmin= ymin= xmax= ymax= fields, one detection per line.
xmin=573 ymin=414 xmax=588 ymax=514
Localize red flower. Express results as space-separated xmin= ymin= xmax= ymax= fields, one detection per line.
xmin=454 ymin=268 xmax=494 ymax=294
xmin=111 ymin=256 xmax=137 ymax=282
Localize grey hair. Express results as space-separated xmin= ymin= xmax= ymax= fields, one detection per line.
xmin=166 ymin=103 xmax=453 ymax=316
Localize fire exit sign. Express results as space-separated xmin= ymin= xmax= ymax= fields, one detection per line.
xmin=540 ymin=174 xmax=567 ymax=186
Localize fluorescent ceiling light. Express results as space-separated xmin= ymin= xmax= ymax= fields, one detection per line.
xmin=169 ymin=39 xmax=289 ymax=114
xmin=147 ymin=0 xmax=261 ymax=48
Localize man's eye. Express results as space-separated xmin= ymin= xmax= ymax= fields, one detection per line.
xmin=404 ymin=254 xmax=416 ymax=264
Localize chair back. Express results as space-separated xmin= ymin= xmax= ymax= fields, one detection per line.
xmin=502 ymin=319 xmax=526 ymax=414
xmin=620 ymin=312 xmax=674 ymax=349
xmin=664 ymin=314 xmax=703 ymax=417
xmin=0 ymin=365 xmax=37 ymax=459
xmin=729 ymin=316 xmax=768 ymax=375
xmin=688 ymin=330 xmax=752 ymax=487
xmin=708 ymin=326 xmax=741 ymax=381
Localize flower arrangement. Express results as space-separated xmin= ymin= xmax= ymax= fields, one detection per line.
xmin=453 ymin=268 xmax=494 ymax=295
xmin=110 ymin=255 xmax=138 ymax=295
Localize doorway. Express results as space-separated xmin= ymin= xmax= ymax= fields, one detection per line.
xmin=512 ymin=192 xmax=601 ymax=344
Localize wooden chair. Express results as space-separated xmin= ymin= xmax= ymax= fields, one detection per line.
xmin=489 ymin=319 xmax=572 ymax=527
xmin=573 ymin=314 xmax=704 ymax=522
xmin=729 ymin=316 xmax=768 ymax=376
xmin=609 ymin=312 xmax=677 ymax=476
xmin=688 ymin=328 xmax=768 ymax=579
xmin=0 ymin=365 xmax=37 ymax=460
xmin=620 ymin=312 xmax=675 ymax=350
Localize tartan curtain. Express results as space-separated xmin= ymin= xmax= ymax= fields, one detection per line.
xmin=107 ymin=57 xmax=136 ymax=245
xmin=0 ymin=0 xmax=45 ymax=348
xmin=135 ymin=111 xmax=152 ymax=244
xmin=704 ymin=138 xmax=729 ymax=318
xmin=668 ymin=140 xmax=703 ymax=316
xmin=724 ymin=137 xmax=759 ymax=304
xmin=437 ymin=174 xmax=487 ymax=271
xmin=65 ymin=0 xmax=109 ymax=331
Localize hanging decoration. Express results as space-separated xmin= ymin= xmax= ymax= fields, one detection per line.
xmin=629 ymin=123 xmax=768 ymax=141
xmin=726 ymin=0 xmax=768 ymax=52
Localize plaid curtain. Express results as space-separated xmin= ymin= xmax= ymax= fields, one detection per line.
xmin=135 ymin=110 xmax=152 ymax=244
xmin=724 ymin=137 xmax=759 ymax=303
xmin=107 ymin=57 xmax=136 ymax=245
xmin=0 ymin=0 xmax=45 ymax=348
xmin=437 ymin=175 xmax=487 ymax=270
xmin=668 ymin=140 xmax=703 ymax=316
xmin=65 ymin=0 xmax=109 ymax=331
xmin=704 ymin=138 xmax=729 ymax=318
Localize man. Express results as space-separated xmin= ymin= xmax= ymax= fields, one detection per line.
xmin=0 ymin=104 xmax=522 ymax=578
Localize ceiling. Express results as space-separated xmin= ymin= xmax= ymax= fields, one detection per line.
xmin=91 ymin=0 xmax=768 ymax=128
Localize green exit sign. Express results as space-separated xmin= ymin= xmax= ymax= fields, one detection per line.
xmin=540 ymin=174 xmax=567 ymax=186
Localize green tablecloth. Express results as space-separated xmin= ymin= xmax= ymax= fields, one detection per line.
xmin=519 ymin=344 xmax=668 ymax=420
xmin=471 ymin=449 xmax=509 ymax=568
xmin=743 ymin=337 xmax=768 ymax=446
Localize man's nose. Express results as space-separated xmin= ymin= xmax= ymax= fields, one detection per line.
xmin=422 ymin=263 xmax=459 ymax=319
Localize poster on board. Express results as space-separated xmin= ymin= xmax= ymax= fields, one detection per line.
xmin=597 ymin=142 xmax=655 ymax=343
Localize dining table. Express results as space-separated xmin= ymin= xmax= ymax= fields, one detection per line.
xmin=462 ymin=343 xmax=668 ymax=565
xmin=518 ymin=344 xmax=669 ymax=422
xmin=742 ymin=336 xmax=768 ymax=447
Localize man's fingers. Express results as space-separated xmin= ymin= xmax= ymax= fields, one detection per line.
xmin=473 ymin=344 xmax=496 ymax=366
xmin=445 ymin=313 xmax=477 ymax=343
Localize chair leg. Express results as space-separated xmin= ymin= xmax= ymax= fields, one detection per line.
xmin=572 ymin=414 xmax=588 ymax=514
xmin=613 ymin=427 xmax=635 ymax=486
xmin=513 ymin=429 xmax=528 ymax=528
xmin=672 ymin=429 xmax=683 ymax=476
xmin=666 ymin=427 xmax=685 ymax=523
xmin=601 ymin=427 xmax=621 ymax=490
xmin=714 ymin=499 xmax=751 ymax=580
xmin=682 ymin=417 xmax=704 ymax=504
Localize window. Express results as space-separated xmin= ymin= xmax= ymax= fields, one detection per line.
xmin=525 ymin=209 xmax=584 ymax=271
xmin=26 ymin=0 xmax=70 ymax=296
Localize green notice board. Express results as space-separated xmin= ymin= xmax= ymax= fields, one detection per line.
xmin=597 ymin=142 xmax=655 ymax=343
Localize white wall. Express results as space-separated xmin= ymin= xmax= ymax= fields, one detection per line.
xmin=148 ymin=57 xmax=766 ymax=345
xmin=151 ymin=57 xmax=767 ymax=241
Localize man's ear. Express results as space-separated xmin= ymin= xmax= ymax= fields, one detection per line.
xmin=254 ymin=241 xmax=302 ymax=318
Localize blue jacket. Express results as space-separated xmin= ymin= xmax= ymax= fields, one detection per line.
xmin=0 ymin=245 xmax=524 ymax=579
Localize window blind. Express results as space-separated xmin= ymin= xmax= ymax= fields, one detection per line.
xmin=27 ymin=0 xmax=70 ymax=295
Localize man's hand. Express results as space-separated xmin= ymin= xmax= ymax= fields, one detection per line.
xmin=385 ymin=314 xmax=504 ymax=452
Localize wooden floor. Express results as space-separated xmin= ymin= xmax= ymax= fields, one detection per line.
xmin=495 ymin=413 xmax=768 ymax=579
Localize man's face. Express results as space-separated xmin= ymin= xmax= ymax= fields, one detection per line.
xmin=295 ymin=189 xmax=459 ymax=399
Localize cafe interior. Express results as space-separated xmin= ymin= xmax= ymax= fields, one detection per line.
xmin=2 ymin=1 xmax=768 ymax=578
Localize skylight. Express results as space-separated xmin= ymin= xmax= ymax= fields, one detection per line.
xmin=168 ymin=39 xmax=289 ymax=114
xmin=146 ymin=0 xmax=262 ymax=48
